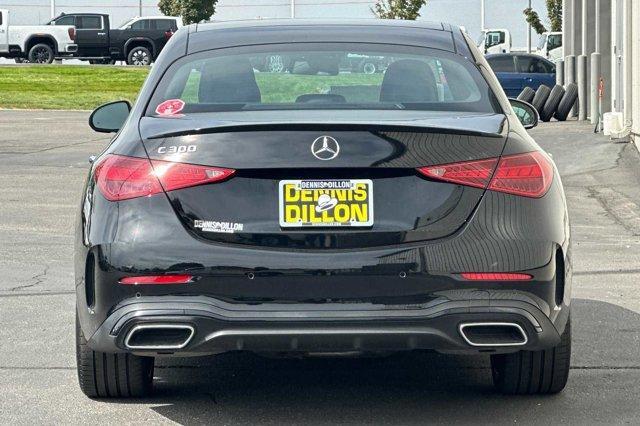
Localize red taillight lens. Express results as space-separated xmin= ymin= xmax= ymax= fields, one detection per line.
xmin=417 ymin=151 xmax=553 ymax=198
xmin=488 ymin=152 xmax=554 ymax=198
xmin=151 ymin=158 xmax=235 ymax=192
xmin=94 ymin=155 xmax=235 ymax=201
xmin=68 ymin=27 xmax=76 ymax=41
xmin=417 ymin=157 xmax=498 ymax=189
xmin=119 ymin=275 xmax=193 ymax=285
xmin=460 ymin=273 xmax=533 ymax=281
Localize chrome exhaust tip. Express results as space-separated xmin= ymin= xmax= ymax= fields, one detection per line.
xmin=458 ymin=322 xmax=528 ymax=347
xmin=124 ymin=324 xmax=195 ymax=350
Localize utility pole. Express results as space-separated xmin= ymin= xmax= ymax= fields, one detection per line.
xmin=480 ymin=0 xmax=485 ymax=31
xmin=139 ymin=0 xmax=143 ymax=16
xmin=50 ymin=0 xmax=55 ymax=18
xmin=527 ymin=0 xmax=531 ymax=53
xmin=290 ymin=0 xmax=295 ymax=18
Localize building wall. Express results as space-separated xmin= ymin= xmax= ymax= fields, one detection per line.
xmin=571 ymin=0 xmax=639 ymax=143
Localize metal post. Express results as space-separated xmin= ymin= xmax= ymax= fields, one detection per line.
xmin=576 ymin=0 xmax=587 ymax=120
xmin=557 ymin=59 xmax=565 ymax=86
xmin=291 ymin=0 xmax=295 ymax=18
xmin=570 ymin=0 xmax=576 ymax=54
xmin=527 ymin=0 xmax=532 ymax=54
xmin=623 ymin=0 xmax=632 ymax=127
xmin=595 ymin=0 xmax=600 ymax=52
xmin=51 ymin=0 xmax=55 ymax=18
xmin=566 ymin=0 xmax=578 ymax=117
xmin=562 ymin=0 xmax=567 ymax=57
xmin=590 ymin=0 xmax=601 ymax=125
xmin=480 ymin=0 xmax=485 ymax=31
xmin=139 ymin=0 xmax=142 ymax=16
xmin=578 ymin=55 xmax=587 ymax=120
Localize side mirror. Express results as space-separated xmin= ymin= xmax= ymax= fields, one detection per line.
xmin=509 ymin=98 xmax=539 ymax=129
xmin=89 ymin=100 xmax=131 ymax=133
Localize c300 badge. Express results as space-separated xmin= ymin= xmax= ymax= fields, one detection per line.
xmin=157 ymin=145 xmax=197 ymax=154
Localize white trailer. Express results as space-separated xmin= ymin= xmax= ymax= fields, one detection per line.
xmin=0 ymin=9 xmax=77 ymax=64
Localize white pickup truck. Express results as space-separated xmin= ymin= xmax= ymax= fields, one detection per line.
xmin=0 ymin=9 xmax=77 ymax=63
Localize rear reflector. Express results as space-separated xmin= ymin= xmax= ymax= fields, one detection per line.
xmin=417 ymin=151 xmax=553 ymax=198
xmin=68 ymin=27 xmax=76 ymax=41
xmin=119 ymin=275 xmax=193 ymax=285
xmin=94 ymin=154 xmax=235 ymax=201
xmin=460 ymin=273 xmax=533 ymax=281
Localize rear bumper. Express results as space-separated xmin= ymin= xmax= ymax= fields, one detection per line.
xmin=85 ymin=290 xmax=567 ymax=356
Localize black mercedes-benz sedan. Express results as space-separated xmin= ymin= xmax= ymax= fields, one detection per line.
xmin=76 ymin=19 xmax=571 ymax=398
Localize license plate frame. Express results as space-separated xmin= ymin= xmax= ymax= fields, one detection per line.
xmin=278 ymin=179 xmax=374 ymax=228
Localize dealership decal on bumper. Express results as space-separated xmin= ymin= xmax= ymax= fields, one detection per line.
xmin=194 ymin=220 xmax=244 ymax=233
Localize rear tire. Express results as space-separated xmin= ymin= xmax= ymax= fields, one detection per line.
xmin=28 ymin=43 xmax=54 ymax=64
xmin=127 ymin=46 xmax=152 ymax=66
xmin=491 ymin=315 xmax=571 ymax=395
xmin=531 ymin=84 xmax=551 ymax=114
xmin=554 ymin=83 xmax=578 ymax=121
xmin=540 ymin=85 xmax=566 ymax=122
xmin=517 ymin=87 xmax=536 ymax=104
xmin=76 ymin=313 xmax=154 ymax=398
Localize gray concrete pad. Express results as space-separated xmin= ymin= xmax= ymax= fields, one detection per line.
xmin=1 ymin=111 xmax=639 ymax=424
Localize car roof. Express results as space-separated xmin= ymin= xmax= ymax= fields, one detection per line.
xmin=195 ymin=19 xmax=449 ymax=32
xmin=57 ymin=12 xmax=109 ymax=17
xmin=486 ymin=53 xmax=554 ymax=61
xmin=187 ymin=19 xmax=461 ymax=55
xmin=134 ymin=16 xmax=180 ymax=20
xmin=486 ymin=53 xmax=546 ymax=59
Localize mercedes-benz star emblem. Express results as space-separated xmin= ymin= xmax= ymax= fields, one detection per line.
xmin=311 ymin=136 xmax=340 ymax=161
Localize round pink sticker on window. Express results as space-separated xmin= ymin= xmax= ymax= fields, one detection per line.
xmin=155 ymin=99 xmax=185 ymax=116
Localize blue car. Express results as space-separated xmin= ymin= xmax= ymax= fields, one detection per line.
xmin=486 ymin=53 xmax=556 ymax=98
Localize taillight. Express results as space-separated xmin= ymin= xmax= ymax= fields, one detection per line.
xmin=119 ymin=275 xmax=193 ymax=285
xmin=94 ymin=154 xmax=235 ymax=201
xmin=417 ymin=157 xmax=498 ymax=190
xmin=164 ymin=30 xmax=174 ymax=41
xmin=417 ymin=151 xmax=553 ymax=198
xmin=68 ymin=27 xmax=76 ymax=41
xmin=459 ymin=273 xmax=533 ymax=281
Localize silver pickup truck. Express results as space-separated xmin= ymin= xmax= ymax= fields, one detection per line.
xmin=0 ymin=9 xmax=77 ymax=63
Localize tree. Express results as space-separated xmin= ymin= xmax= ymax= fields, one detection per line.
xmin=158 ymin=0 xmax=180 ymax=17
xmin=523 ymin=7 xmax=547 ymax=35
xmin=158 ymin=0 xmax=218 ymax=24
xmin=371 ymin=0 xmax=428 ymax=20
xmin=546 ymin=0 xmax=562 ymax=32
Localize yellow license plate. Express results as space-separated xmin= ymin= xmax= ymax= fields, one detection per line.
xmin=279 ymin=179 xmax=374 ymax=228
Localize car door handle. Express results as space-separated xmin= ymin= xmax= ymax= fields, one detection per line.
xmin=97 ymin=32 xmax=106 ymax=36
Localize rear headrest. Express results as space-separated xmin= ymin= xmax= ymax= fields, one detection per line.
xmin=380 ymin=59 xmax=438 ymax=103
xmin=198 ymin=58 xmax=261 ymax=104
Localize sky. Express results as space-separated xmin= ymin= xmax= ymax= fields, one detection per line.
xmin=3 ymin=0 xmax=550 ymax=48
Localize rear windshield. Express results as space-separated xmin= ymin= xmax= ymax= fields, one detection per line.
xmin=147 ymin=43 xmax=499 ymax=116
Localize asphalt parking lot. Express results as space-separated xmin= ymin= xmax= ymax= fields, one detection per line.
xmin=1 ymin=110 xmax=640 ymax=424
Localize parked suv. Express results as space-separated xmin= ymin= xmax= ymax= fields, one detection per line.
xmin=48 ymin=13 xmax=181 ymax=65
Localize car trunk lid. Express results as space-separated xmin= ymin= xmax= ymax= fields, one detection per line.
xmin=139 ymin=112 xmax=508 ymax=249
